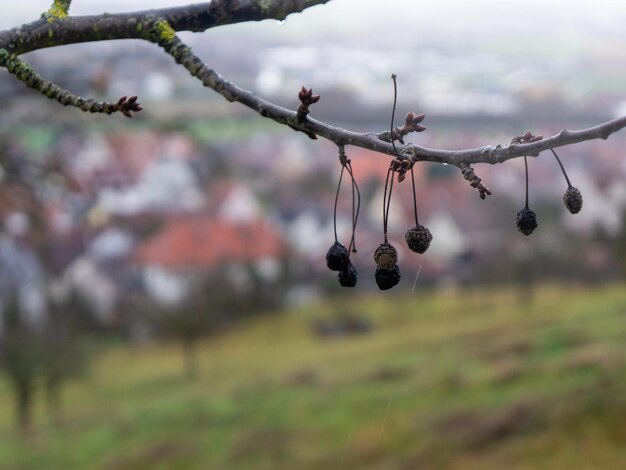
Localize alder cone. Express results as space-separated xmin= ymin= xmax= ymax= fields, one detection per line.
xmin=375 ymin=265 xmax=401 ymax=291
xmin=516 ymin=207 xmax=538 ymax=235
xmin=326 ymin=241 xmax=348 ymax=271
xmin=338 ymin=260 xmax=358 ymax=287
xmin=563 ymin=186 xmax=583 ymax=214
xmin=405 ymin=225 xmax=433 ymax=254
xmin=373 ymin=243 xmax=398 ymax=270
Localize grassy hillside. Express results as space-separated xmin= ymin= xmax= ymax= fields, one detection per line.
xmin=1 ymin=284 xmax=626 ymax=469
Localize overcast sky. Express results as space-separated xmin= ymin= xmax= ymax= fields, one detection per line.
xmin=4 ymin=0 xmax=626 ymax=31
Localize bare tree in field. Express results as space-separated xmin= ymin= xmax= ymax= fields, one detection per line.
xmin=0 ymin=295 xmax=40 ymax=432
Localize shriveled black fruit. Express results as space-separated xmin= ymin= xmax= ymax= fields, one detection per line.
xmin=516 ymin=207 xmax=538 ymax=235
xmin=326 ymin=241 xmax=348 ymax=271
xmin=563 ymin=186 xmax=583 ymax=214
xmin=373 ymin=242 xmax=398 ymax=270
xmin=338 ymin=260 xmax=358 ymax=287
xmin=405 ymin=224 xmax=433 ymax=254
xmin=375 ymin=265 xmax=401 ymax=291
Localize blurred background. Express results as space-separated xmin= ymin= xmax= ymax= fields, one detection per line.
xmin=1 ymin=1 xmax=626 ymax=468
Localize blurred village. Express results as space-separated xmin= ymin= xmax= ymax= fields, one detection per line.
xmin=2 ymin=12 xmax=626 ymax=435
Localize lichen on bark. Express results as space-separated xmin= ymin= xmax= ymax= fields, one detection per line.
xmin=43 ymin=0 xmax=71 ymax=22
xmin=153 ymin=19 xmax=176 ymax=44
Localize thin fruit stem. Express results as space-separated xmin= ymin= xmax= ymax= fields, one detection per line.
xmin=351 ymin=164 xmax=356 ymax=252
xmin=524 ymin=156 xmax=529 ymax=209
xmin=390 ymin=74 xmax=399 ymax=158
xmin=550 ymin=148 xmax=572 ymax=188
xmin=410 ymin=166 xmax=419 ymax=225
xmin=384 ymin=169 xmax=394 ymax=244
xmin=382 ymin=167 xmax=393 ymax=244
xmin=381 ymin=74 xmax=400 ymax=245
xmin=333 ymin=164 xmax=345 ymax=243
xmin=346 ymin=161 xmax=361 ymax=254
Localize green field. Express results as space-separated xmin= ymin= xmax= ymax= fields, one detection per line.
xmin=1 ymin=284 xmax=626 ymax=469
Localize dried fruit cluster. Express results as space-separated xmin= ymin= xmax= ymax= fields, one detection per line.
xmin=325 ymin=146 xmax=360 ymax=287
xmin=325 ymin=153 xmax=434 ymax=291
xmin=372 ymin=224 xmax=433 ymax=291
xmin=319 ymin=87 xmax=585 ymax=292
xmin=325 ymin=74 xmax=435 ymax=291
xmin=513 ymin=132 xmax=583 ymax=236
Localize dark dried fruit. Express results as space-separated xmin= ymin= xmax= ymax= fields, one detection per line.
xmin=338 ymin=260 xmax=358 ymax=287
xmin=516 ymin=207 xmax=538 ymax=236
xmin=563 ymin=186 xmax=583 ymax=214
xmin=375 ymin=265 xmax=401 ymax=291
xmin=326 ymin=241 xmax=348 ymax=271
xmin=373 ymin=243 xmax=398 ymax=270
xmin=405 ymin=225 xmax=433 ymax=254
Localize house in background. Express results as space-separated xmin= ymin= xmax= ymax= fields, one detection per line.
xmin=134 ymin=205 xmax=289 ymax=314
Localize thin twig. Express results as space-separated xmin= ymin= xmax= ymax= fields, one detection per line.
xmin=0 ymin=50 xmax=141 ymax=117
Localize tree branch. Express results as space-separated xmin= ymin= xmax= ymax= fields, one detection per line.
xmin=1 ymin=0 xmax=626 ymax=198
xmin=0 ymin=0 xmax=330 ymax=54
xmin=0 ymin=50 xmax=141 ymax=116
xmin=150 ymin=27 xmax=626 ymax=168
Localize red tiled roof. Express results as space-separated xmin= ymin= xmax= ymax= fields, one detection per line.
xmin=134 ymin=216 xmax=285 ymax=268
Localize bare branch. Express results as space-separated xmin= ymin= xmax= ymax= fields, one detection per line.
xmin=147 ymin=26 xmax=626 ymax=169
xmin=0 ymin=0 xmax=625 ymax=182
xmin=0 ymin=50 xmax=142 ymax=117
xmin=0 ymin=0 xmax=331 ymax=54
